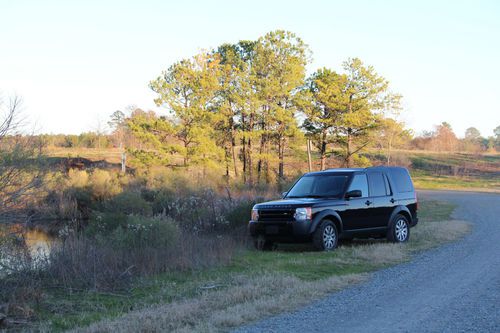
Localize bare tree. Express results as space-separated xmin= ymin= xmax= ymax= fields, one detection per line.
xmin=0 ymin=94 xmax=43 ymax=222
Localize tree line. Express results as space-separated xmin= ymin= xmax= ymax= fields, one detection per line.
xmin=121 ymin=30 xmax=403 ymax=184
xmin=35 ymin=30 xmax=500 ymax=185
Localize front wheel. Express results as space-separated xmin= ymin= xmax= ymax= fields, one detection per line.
xmin=313 ymin=220 xmax=338 ymax=251
xmin=387 ymin=214 xmax=410 ymax=243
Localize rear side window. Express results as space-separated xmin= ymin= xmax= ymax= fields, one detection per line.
xmin=348 ymin=174 xmax=368 ymax=198
xmin=368 ymin=172 xmax=387 ymax=197
xmin=390 ymin=168 xmax=414 ymax=193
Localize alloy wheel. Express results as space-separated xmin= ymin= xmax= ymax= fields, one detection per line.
xmin=323 ymin=225 xmax=336 ymax=249
xmin=395 ymin=219 xmax=408 ymax=242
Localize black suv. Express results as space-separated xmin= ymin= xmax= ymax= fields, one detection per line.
xmin=249 ymin=166 xmax=418 ymax=251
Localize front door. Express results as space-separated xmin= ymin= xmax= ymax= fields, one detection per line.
xmin=340 ymin=173 xmax=374 ymax=230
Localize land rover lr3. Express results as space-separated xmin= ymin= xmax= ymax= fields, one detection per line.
xmin=249 ymin=166 xmax=418 ymax=251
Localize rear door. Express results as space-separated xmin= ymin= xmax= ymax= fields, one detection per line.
xmin=367 ymin=171 xmax=394 ymax=227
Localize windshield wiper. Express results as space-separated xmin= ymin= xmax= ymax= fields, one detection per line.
xmin=287 ymin=195 xmax=324 ymax=198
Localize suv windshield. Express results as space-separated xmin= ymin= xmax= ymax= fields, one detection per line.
xmin=286 ymin=174 xmax=349 ymax=198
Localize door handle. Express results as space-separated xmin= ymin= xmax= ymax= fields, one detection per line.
xmin=365 ymin=200 xmax=372 ymax=206
xmin=390 ymin=198 xmax=395 ymax=204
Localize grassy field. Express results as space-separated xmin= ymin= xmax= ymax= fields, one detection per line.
xmin=406 ymin=151 xmax=500 ymax=191
xmin=44 ymin=147 xmax=500 ymax=193
xmin=31 ymin=200 xmax=470 ymax=332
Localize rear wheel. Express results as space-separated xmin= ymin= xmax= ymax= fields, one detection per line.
xmin=313 ymin=220 xmax=338 ymax=251
xmin=253 ymin=236 xmax=275 ymax=251
xmin=387 ymin=214 xmax=410 ymax=243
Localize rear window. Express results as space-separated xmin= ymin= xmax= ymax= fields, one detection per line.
xmin=368 ymin=172 xmax=387 ymax=197
xmin=390 ymin=168 xmax=414 ymax=193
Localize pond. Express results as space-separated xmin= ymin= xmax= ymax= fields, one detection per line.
xmin=0 ymin=224 xmax=59 ymax=274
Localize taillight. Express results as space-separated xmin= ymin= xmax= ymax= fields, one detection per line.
xmin=415 ymin=192 xmax=418 ymax=210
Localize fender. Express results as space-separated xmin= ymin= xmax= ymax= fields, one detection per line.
xmin=387 ymin=205 xmax=412 ymax=228
xmin=310 ymin=209 xmax=343 ymax=234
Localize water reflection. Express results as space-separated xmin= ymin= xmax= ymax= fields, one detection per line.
xmin=24 ymin=228 xmax=59 ymax=259
xmin=0 ymin=224 xmax=59 ymax=273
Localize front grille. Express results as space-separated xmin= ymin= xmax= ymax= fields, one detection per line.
xmin=258 ymin=209 xmax=295 ymax=222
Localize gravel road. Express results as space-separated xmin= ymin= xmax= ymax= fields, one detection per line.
xmin=236 ymin=191 xmax=500 ymax=333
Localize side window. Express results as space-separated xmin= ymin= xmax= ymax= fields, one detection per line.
xmin=390 ymin=168 xmax=414 ymax=193
xmin=348 ymin=174 xmax=368 ymax=198
xmin=368 ymin=172 xmax=387 ymax=197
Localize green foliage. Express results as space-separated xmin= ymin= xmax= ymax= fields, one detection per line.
xmin=105 ymin=191 xmax=152 ymax=216
xmin=252 ymin=30 xmax=309 ymax=180
xmin=351 ymin=154 xmax=372 ymax=167
xmin=302 ymin=68 xmax=348 ymax=169
xmin=126 ymin=30 xmax=309 ymax=183
xmin=149 ymin=54 xmax=224 ymax=167
xmin=103 ymin=216 xmax=179 ymax=250
xmin=126 ymin=109 xmax=174 ymax=167
xmin=224 ymin=200 xmax=255 ymax=229
xmin=86 ymin=212 xmax=128 ymax=236
xmin=302 ymin=59 xmax=402 ymax=168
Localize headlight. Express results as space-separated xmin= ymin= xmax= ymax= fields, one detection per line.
xmin=251 ymin=208 xmax=259 ymax=221
xmin=294 ymin=207 xmax=312 ymax=221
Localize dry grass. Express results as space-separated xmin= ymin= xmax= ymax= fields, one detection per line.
xmin=72 ymin=218 xmax=471 ymax=333
xmin=72 ymin=273 xmax=366 ymax=333
xmin=410 ymin=219 xmax=471 ymax=250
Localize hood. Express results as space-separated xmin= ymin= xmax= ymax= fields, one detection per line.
xmin=254 ymin=197 xmax=342 ymax=209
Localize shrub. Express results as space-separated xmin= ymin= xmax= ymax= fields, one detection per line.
xmin=89 ymin=170 xmax=122 ymax=200
xmin=150 ymin=189 xmax=174 ymax=215
xmin=104 ymin=216 xmax=179 ymax=250
xmin=85 ymin=212 xmax=128 ymax=236
xmin=66 ymin=169 xmax=89 ymax=188
xmin=105 ymin=191 xmax=152 ymax=216
xmin=352 ymin=154 xmax=372 ymax=167
xmin=224 ymin=200 xmax=254 ymax=230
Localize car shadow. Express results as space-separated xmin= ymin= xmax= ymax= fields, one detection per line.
xmin=272 ymin=238 xmax=388 ymax=252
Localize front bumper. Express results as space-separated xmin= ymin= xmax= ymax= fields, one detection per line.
xmin=248 ymin=219 xmax=312 ymax=241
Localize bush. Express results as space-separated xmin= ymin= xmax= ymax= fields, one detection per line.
xmin=85 ymin=212 xmax=128 ymax=236
xmin=89 ymin=170 xmax=122 ymax=200
xmin=352 ymin=154 xmax=372 ymax=167
xmin=105 ymin=191 xmax=152 ymax=216
xmin=104 ymin=216 xmax=179 ymax=250
xmin=66 ymin=169 xmax=89 ymax=188
xmin=224 ymin=200 xmax=255 ymax=230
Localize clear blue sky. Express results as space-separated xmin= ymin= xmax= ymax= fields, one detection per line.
xmin=1 ymin=0 xmax=499 ymax=136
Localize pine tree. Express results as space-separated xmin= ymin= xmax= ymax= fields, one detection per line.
xmin=252 ymin=30 xmax=309 ymax=182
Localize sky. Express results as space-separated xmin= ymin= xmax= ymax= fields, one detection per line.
xmin=1 ymin=0 xmax=499 ymax=137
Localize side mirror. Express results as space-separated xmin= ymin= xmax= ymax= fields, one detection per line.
xmin=345 ymin=190 xmax=362 ymax=199
xmin=281 ymin=191 xmax=288 ymax=199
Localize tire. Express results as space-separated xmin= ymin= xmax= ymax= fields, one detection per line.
xmin=387 ymin=214 xmax=410 ymax=243
xmin=313 ymin=220 xmax=338 ymax=251
xmin=253 ymin=236 xmax=275 ymax=251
